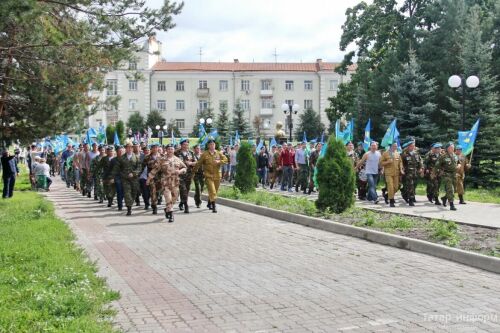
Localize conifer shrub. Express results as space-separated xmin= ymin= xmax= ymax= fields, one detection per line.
xmin=316 ymin=136 xmax=356 ymax=213
xmin=234 ymin=142 xmax=258 ymax=193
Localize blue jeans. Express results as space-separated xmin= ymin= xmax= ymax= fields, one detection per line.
xmin=258 ymin=167 xmax=268 ymax=186
xmin=367 ymin=173 xmax=379 ymax=201
xmin=280 ymin=166 xmax=293 ymax=190
xmin=2 ymin=175 xmax=15 ymax=198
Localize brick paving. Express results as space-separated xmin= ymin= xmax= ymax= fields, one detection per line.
xmin=45 ymin=179 xmax=500 ymax=332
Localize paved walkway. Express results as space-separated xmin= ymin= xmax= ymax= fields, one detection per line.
xmin=247 ymin=185 xmax=500 ymax=229
xmin=45 ymin=179 xmax=500 ymax=333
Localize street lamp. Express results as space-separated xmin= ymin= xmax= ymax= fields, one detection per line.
xmin=281 ymin=102 xmax=300 ymax=142
xmin=448 ymin=74 xmax=480 ymax=130
xmin=199 ymin=117 xmax=213 ymax=132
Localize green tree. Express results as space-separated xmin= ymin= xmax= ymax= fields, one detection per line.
xmin=145 ymin=110 xmax=166 ymax=136
xmin=215 ymin=104 xmax=230 ymax=140
xmin=234 ymin=142 xmax=258 ymax=193
xmin=231 ymin=101 xmax=251 ymax=138
xmin=105 ymin=124 xmax=115 ymax=144
xmin=451 ymin=6 xmax=499 ymax=188
xmin=0 ymin=0 xmax=183 ymax=143
xmin=295 ymin=109 xmax=325 ymax=141
xmin=126 ymin=112 xmax=145 ymax=134
xmin=115 ymin=120 xmax=125 ymax=144
xmin=387 ymin=51 xmax=437 ymax=147
xmin=315 ymin=136 xmax=356 ymax=213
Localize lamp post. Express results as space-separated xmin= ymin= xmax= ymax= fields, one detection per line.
xmin=448 ymin=75 xmax=479 ymax=130
xmin=281 ymin=103 xmax=300 ymax=142
xmin=199 ymin=117 xmax=213 ymax=133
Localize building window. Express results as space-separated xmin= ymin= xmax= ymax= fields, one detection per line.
xmin=199 ymin=80 xmax=208 ymax=89
xmin=304 ymin=99 xmax=313 ymax=110
xmin=304 ymin=80 xmax=313 ymax=91
xmin=199 ymin=100 xmax=208 ymax=112
xmin=129 ymin=80 xmax=137 ymax=91
xmin=329 ymin=79 xmax=339 ymax=91
xmin=128 ymin=61 xmax=137 ymax=70
xmin=175 ymin=119 xmax=185 ymax=129
xmin=219 ymin=80 xmax=228 ymax=91
xmin=176 ymin=81 xmax=184 ymax=91
xmin=129 ymin=99 xmax=138 ymax=110
xmin=240 ymin=99 xmax=250 ymax=111
xmin=106 ymin=79 xmax=117 ymax=96
xmin=241 ymin=80 xmax=250 ymax=91
xmin=157 ymin=100 xmax=166 ymax=111
xmin=285 ymin=80 xmax=294 ymax=91
xmin=219 ymin=100 xmax=228 ymax=111
xmin=261 ymin=79 xmax=272 ymax=90
xmin=176 ymin=100 xmax=185 ymax=111
xmin=261 ymin=97 xmax=273 ymax=109
xmin=157 ymin=81 xmax=166 ymax=91
xmin=285 ymin=99 xmax=294 ymax=107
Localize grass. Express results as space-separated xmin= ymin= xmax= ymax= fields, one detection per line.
xmin=0 ymin=172 xmax=119 ymax=332
xmin=415 ymin=182 xmax=500 ymax=204
xmin=217 ymin=185 xmax=499 ymax=256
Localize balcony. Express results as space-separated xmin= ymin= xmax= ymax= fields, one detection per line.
xmin=260 ymin=108 xmax=273 ymax=116
xmin=197 ymin=88 xmax=210 ymax=98
xmin=260 ymin=89 xmax=273 ymax=96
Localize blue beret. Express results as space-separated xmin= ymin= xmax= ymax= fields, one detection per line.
xmin=455 ymin=145 xmax=463 ymax=150
xmin=444 ymin=142 xmax=454 ymax=149
xmin=150 ymin=142 xmax=159 ymax=147
xmin=180 ymin=138 xmax=189 ymax=145
xmin=206 ymin=139 xmax=215 ymax=144
xmin=432 ymin=143 xmax=442 ymax=148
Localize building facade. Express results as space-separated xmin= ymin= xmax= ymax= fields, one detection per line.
xmin=88 ymin=37 xmax=355 ymax=137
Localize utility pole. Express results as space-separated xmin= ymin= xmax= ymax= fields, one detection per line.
xmin=272 ymin=48 xmax=279 ymax=63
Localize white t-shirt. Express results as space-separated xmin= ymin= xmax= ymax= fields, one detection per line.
xmin=34 ymin=163 xmax=50 ymax=177
xmin=365 ymin=151 xmax=381 ymax=175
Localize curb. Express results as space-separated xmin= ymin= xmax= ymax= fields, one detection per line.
xmin=201 ymin=194 xmax=500 ymax=274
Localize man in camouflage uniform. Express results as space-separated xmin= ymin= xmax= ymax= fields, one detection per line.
xmin=147 ymin=144 xmax=187 ymax=223
xmin=307 ymin=143 xmax=322 ymax=194
xmin=192 ymin=144 xmax=204 ymax=208
xmin=434 ymin=142 xmax=458 ymax=211
xmin=142 ymin=143 xmax=162 ymax=214
xmin=175 ymin=139 xmax=196 ymax=213
xmin=46 ymin=148 xmax=56 ymax=177
xmin=454 ymin=145 xmax=470 ymax=204
xmin=90 ymin=145 xmax=105 ymax=203
xmin=100 ymin=146 xmax=116 ymax=207
xmin=114 ymin=142 xmax=142 ymax=216
xmin=424 ymin=143 xmax=442 ymax=205
xmin=401 ymin=138 xmax=423 ymax=206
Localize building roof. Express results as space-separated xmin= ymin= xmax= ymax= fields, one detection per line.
xmin=152 ymin=60 xmax=357 ymax=73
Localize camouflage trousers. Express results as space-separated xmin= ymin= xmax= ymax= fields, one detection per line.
xmin=122 ymin=177 xmax=139 ymax=207
xmin=401 ymin=173 xmax=418 ymax=201
xmin=80 ymin=169 xmax=92 ymax=194
xmin=426 ymin=174 xmax=441 ymax=199
xmin=442 ymin=174 xmax=455 ymax=201
xmin=103 ymin=178 xmax=115 ymax=200
xmin=295 ymin=164 xmax=309 ymax=191
xmin=161 ymin=176 xmax=179 ymax=212
xmin=179 ymin=176 xmax=192 ymax=204
xmin=193 ymin=173 xmax=204 ymax=206
xmin=94 ymin=177 xmax=104 ymax=200
xmin=149 ymin=179 xmax=163 ymax=207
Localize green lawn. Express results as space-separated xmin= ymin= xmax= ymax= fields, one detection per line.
xmin=0 ymin=173 xmax=119 ymax=332
xmin=414 ymin=183 xmax=500 ymax=204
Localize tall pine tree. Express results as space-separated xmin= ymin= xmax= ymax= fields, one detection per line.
xmin=295 ymin=108 xmax=325 ymax=141
xmin=387 ymin=51 xmax=437 ymax=148
xmin=452 ymin=6 xmax=499 ymax=188
xmin=230 ymin=101 xmax=251 ymax=138
xmin=215 ymin=103 xmax=230 ymax=140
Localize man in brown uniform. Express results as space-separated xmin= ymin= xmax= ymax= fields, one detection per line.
xmin=147 ymin=144 xmax=186 ymax=222
xmin=175 ymin=139 xmax=196 ymax=213
xmin=193 ymin=139 xmax=228 ymax=213
xmin=380 ymin=142 xmax=404 ymax=207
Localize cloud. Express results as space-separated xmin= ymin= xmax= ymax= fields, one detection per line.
xmin=148 ymin=0 xmax=363 ymax=62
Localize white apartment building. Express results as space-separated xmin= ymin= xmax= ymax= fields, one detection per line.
xmin=88 ymin=37 xmax=355 ymax=137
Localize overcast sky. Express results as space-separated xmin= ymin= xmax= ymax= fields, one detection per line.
xmin=149 ymin=0 xmax=366 ymax=63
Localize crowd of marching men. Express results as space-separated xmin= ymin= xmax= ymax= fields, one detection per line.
xmin=5 ymin=134 xmax=470 ymax=217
